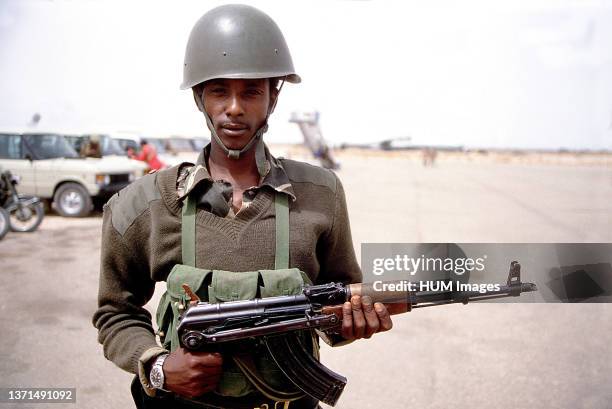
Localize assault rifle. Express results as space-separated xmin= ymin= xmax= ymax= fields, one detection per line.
xmin=177 ymin=261 xmax=537 ymax=406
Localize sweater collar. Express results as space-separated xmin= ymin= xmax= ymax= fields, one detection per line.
xmin=177 ymin=143 xmax=296 ymax=202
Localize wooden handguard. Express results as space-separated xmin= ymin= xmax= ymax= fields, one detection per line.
xmin=347 ymin=281 xmax=411 ymax=304
xmin=319 ymin=281 xmax=412 ymax=322
xmin=321 ymin=301 xmax=410 ymax=322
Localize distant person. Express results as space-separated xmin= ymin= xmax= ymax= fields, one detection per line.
xmin=130 ymin=139 xmax=166 ymax=171
xmin=422 ymin=147 xmax=437 ymax=167
xmin=80 ymin=135 xmax=102 ymax=158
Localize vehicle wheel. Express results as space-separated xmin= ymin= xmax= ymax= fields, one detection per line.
xmin=53 ymin=183 xmax=92 ymax=217
xmin=8 ymin=195 xmax=45 ymax=232
xmin=0 ymin=208 xmax=9 ymax=240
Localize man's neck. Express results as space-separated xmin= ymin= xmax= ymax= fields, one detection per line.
xmin=208 ymin=141 xmax=260 ymax=186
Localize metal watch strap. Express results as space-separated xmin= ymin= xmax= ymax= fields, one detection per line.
xmin=150 ymin=353 xmax=169 ymax=391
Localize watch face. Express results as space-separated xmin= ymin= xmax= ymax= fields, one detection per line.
xmin=150 ymin=367 xmax=163 ymax=388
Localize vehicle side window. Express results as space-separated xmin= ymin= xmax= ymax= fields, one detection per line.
xmin=0 ymin=134 xmax=22 ymax=159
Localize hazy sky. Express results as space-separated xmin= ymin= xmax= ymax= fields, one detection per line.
xmin=1 ymin=0 xmax=611 ymax=149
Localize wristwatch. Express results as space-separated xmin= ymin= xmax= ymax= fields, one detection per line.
xmin=149 ymin=353 xmax=169 ymax=391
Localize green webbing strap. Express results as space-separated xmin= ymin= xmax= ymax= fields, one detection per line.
xmin=182 ymin=191 xmax=289 ymax=269
xmin=181 ymin=193 xmax=197 ymax=267
xmin=274 ymin=193 xmax=289 ymax=269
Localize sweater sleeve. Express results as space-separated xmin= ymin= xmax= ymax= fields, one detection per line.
xmin=316 ymin=173 xmax=362 ymax=346
xmin=92 ymin=205 xmax=159 ymax=374
xmin=317 ymin=173 xmax=362 ymax=285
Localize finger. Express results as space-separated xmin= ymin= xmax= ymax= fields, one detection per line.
xmin=198 ymin=383 xmax=215 ymax=395
xmin=351 ymin=295 xmax=366 ymax=339
xmin=191 ymin=351 xmax=223 ymax=368
xmin=361 ymin=296 xmax=379 ymax=338
xmin=198 ymin=373 xmax=223 ymax=384
xmin=341 ymin=301 xmax=354 ymax=339
xmin=374 ymin=302 xmax=393 ymax=332
xmin=198 ymin=371 xmax=224 ymax=393
xmin=196 ymin=365 xmax=223 ymax=377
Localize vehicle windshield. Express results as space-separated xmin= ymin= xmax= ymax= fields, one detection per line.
xmin=100 ymin=135 xmax=126 ymax=156
xmin=191 ymin=138 xmax=209 ymax=151
xmin=168 ymin=138 xmax=194 ymax=152
xmin=114 ymin=138 xmax=138 ymax=152
xmin=146 ymin=139 xmax=166 ymax=154
xmin=24 ymin=134 xmax=79 ymax=159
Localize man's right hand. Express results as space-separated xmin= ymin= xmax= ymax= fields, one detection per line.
xmin=162 ymin=348 xmax=223 ymax=398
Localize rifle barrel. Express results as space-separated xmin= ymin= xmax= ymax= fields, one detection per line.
xmin=411 ymin=282 xmax=537 ymax=308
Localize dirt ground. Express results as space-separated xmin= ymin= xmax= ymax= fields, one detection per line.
xmin=1 ymin=150 xmax=611 ymax=409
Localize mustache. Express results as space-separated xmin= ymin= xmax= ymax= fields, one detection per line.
xmin=220 ymin=121 xmax=249 ymax=129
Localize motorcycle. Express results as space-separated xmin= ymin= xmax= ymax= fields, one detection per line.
xmin=0 ymin=169 xmax=44 ymax=233
xmin=0 ymin=207 xmax=8 ymax=240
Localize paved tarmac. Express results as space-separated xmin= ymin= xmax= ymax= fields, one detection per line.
xmin=0 ymin=153 xmax=611 ymax=409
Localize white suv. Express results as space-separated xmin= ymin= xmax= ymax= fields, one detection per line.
xmin=0 ymin=132 xmax=145 ymax=217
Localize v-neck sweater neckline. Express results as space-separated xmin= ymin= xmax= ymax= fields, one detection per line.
xmin=157 ymin=163 xmax=275 ymax=239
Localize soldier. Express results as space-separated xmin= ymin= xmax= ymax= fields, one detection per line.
xmin=93 ymin=5 xmax=393 ymax=409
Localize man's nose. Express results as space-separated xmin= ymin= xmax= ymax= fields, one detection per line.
xmin=226 ymin=94 xmax=244 ymax=117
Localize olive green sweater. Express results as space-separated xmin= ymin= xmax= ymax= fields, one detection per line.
xmin=92 ymin=159 xmax=361 ymax=376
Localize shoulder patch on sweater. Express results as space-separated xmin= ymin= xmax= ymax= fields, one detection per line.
xmin=279 ymin=159 xmax=336 ymax=192
xmin=107 ymin=173 xmax=161 ymax=236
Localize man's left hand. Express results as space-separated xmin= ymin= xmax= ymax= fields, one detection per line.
xmin=340 ymin=295 xmax=393 ymax=340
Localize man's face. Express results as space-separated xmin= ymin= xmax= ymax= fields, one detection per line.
xmin=202 ymin=78 xmax=272 ymax=150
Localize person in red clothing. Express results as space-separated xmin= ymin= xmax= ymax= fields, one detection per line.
xmin=129 ymin=140 xmax=166 ymax=171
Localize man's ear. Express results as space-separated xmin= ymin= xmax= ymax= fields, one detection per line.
xmin=192 ymin=86 xmax=205 ymax=113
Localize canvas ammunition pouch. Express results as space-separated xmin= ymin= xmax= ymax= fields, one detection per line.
xmin=156 ymin=185 xmax=317 ymax=402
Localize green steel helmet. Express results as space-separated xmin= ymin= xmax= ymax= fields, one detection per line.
xmin=180 ymin=4 xmax=301 ymax=89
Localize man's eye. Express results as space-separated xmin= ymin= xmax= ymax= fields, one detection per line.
xmin=246 ymin=89 xmax=263 ymax=96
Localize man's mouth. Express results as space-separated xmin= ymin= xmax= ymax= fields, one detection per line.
xmin=222 ymin=123 xmax=248 ymax=130
xmin=220 ymin=123 xmax=249 ymax=137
